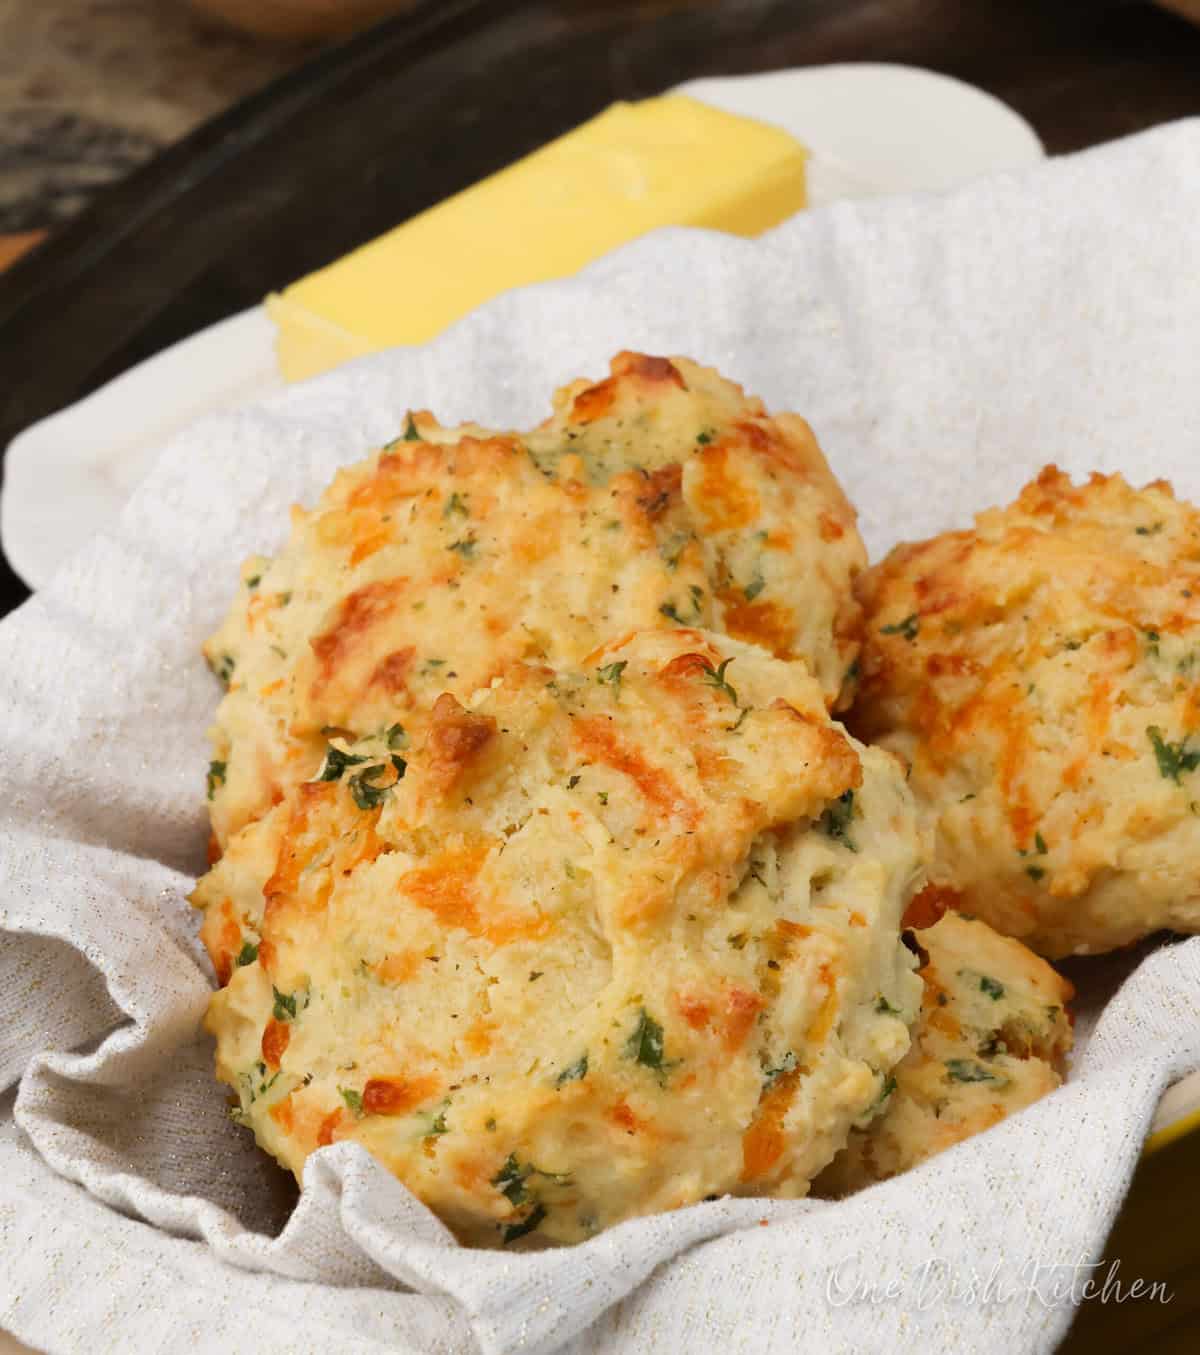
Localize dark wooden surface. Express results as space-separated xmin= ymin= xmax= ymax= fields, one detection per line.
xmin=3 ymin=0 xmax=1200 ymax=619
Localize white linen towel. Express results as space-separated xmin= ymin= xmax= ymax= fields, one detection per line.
xmin=4 ymin=120 xmax=1200 ymax=1355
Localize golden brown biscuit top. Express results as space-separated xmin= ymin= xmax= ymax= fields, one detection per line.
xmin=196 ymin=629 xmax=924 ymax=1246
xmin=854 ymin=465 xmax=1200 ymax=955
xmin=203 ymin=352 xmax=865 ymax=848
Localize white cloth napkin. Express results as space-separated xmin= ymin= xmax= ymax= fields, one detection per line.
xmin=4 ymin=119 xmax=1200 ymax=1355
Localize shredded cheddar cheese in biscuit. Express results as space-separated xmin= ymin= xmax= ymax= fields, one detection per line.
xmin=816 ymin=905 xmax=1073 ymax=1194
xmin=202 ymin=353 xmax=865 ymax=849
xmin=855 ymin=466 xmax=1200 ymax=957
xmin=195 ymin=630 xmax=923 ymax=1247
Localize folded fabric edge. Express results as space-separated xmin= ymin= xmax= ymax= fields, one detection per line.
xmin=0 ymin=1146 xmax=447 ymax=1355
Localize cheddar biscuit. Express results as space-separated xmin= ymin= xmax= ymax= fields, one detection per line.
xmin=196 ymin=630 xmax=923 ymax=1246
xmin=816 ymin=904 xmax=1073 ymax=1194
xmin=854 ymin=466 xmax=1200 ymax=957
xmin=203 ymin=353 xmax=865 ymax=847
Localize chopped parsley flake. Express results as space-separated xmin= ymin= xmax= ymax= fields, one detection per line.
xmin=272 ymin=987 xmax=298 ymax=1022
xmin=875 ymin=995 xmax=900 ymax=1016
xmin=567 ymin=774 xmax=581 ymax=790
xmin=316 ymin=744 xmax=368 ymax=782
xmin=945 ymin=1059 xmax=999 ymax=1084
xmin=818 ymin=789 xmax=857 ymax=851
xmin=596 ymin=660 xmax=627 ymax=691
xmin=238 ymin=1060 xmax=280 ymax=1109
xmin=880 ymin=613 xmax=920 ymax=642
xmin=624 ymin=1008 xmax=672 ymax=1079
xmin=1148 ymin=726 xmax=1200 ymax=783
xmin=699 ymin=656 xmax=738 ymax=706
xmin=502 ymin=1202 xmax=546 ymax=1244
xmin=743 ymin=575 xmax=765 ymax=602
xmin=403 ymin=413 xmax=422 ymax=441
xmin=245 ymin=574 xmax=261 ymax=590
xmin=490 ymin=1154 xmax=571 ymax=1241
xmin=235 ymin=940 xmax=258 ymax=968
xmin=877 ymin=1074 xmax=898 ymax=1105
xmin=340 ymin=1088 xmax=363 ymax=1115
xmin=386 ymin=723 xmax=408 ymax=751
xmin=660 ymin=585 xmax=703 ymax=626
xmin=492 ymin=1154 xmax=532 ymax=1206
xmin=206 ymin=760 xmax=227 ymax=800
xmin=554 ymin=1054 xmax=589 ymax=1086
xmin=1136 ymin=522 xmax=1163 ymax=536
xmin=211 ymin=653 xmax=236 ymax=686
xmin=443 ymin=492 xmax=469 ymax=518
xmin=1025 ymin=864 xmax=1045 ymax=881
xmin=447 ymin=536 xmax=478 ymax=560
xmin=979 ymin=975 xmax=1005 ymax=1000
xmin=696 ymin=430 xmax=714 ymax=445
xmin=1034 ymin=831 xmax=1047 ymax=854
xmin=348 ymin=760 xmax=404 ymax=810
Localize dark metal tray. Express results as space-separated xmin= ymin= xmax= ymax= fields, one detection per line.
xmin=3 ymin=0 xmax=1200 ymax=613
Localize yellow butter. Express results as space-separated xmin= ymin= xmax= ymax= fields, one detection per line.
xmin=269 ymin=95 xmax=806 ymax=381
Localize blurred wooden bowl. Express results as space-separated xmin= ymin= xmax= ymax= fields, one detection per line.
xmin=188 ymin=0 xmax=416 ymax=41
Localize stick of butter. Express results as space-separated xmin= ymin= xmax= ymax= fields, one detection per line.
xmin=268 ymin=94 xmax=806 ymax=382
